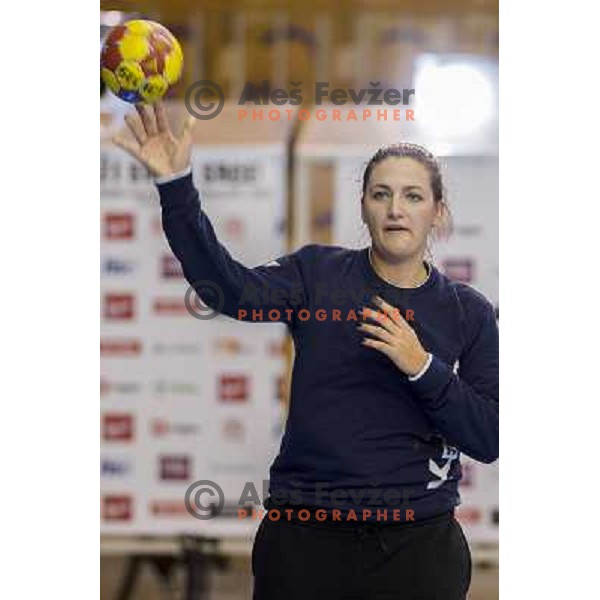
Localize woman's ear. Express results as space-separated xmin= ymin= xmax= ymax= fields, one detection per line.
xmin=433 ymin=201 xmax=444 ymax=229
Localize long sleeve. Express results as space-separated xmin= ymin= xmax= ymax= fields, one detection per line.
xmin=156 ymin=172 xmax=308 ymax=327
xmin=409 ymin=297 xmax=499 ymax=463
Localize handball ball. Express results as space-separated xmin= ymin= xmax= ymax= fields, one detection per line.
xmin=100 ymin=20 xmax=183 ymax=104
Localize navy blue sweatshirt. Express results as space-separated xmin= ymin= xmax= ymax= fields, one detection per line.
xmin=157 ymin=173 xmax=499 ymax=523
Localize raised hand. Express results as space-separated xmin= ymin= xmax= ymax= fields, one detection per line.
xmin=112 ymin=101 xmax=196 ymax=177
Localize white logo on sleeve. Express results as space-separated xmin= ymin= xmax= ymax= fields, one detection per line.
xmin=427 ymin=442 xmax=460 ymax=490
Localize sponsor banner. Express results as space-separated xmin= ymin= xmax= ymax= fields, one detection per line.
xmin=103 ymin=213 xmax=135 ymax=240
xmin=102 ymin=257 xmax=137 ymax=276
xmin=159 ymin=455 xmax=192 ymax=481
xmin=102 ymin=413 xmax=134 ymax=442
xmin=101 ymin=338 xmax=142 ymax=357
xmin=150 ymin=500 xmax=189 ymax=517
xmin=152 ymin=297 xmax=189 ymax=317
xmin=152 ymin=341 xmax=202 ymax=357
xmin=160 ymin=254 xmax=184 ymax=279
xmin=101 ymin=142 xmax=288 ymax=535
xmin=150 ymin=419 xmax=202 ymax=438
xmin=101 ymin=149 xmax=154 ymax=191
xmin=152 ymin=380 xmax=201 ymax=397
xmin=442 ymin=258 xmax=475 ymax=283
xmin=221 ymin=418 xmax=246 ymax=442
xmin=218 ymin=375 xmax=250 ymax=402
xmin=102 ymin=495 xmax=133 ymax=521
xmin=101 ymin=456 xmax=133 ymax=478
xmin=101 ymin=377 xmax=141 ymax=397
xmin=103 ymin=293 xmax=136 ymax=321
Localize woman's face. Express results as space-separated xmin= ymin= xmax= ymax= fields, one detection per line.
xmin=362 ymin=157 xmax=442 ymax=261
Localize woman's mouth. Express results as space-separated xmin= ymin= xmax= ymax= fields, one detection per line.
xmin=384 ymin=225 xmax=410 ymax=234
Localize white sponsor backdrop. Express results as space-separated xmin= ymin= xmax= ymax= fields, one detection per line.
xmin=100 ymin=143 xmax=288 ymax=536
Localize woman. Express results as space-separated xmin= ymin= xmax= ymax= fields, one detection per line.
xmin=114 ymin=102 xmax=499 ymax=600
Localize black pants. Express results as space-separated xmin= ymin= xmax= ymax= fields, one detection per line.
xmin=252 ymin=506 xmax=472 ymax=600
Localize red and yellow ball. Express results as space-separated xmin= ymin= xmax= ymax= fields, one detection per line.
xmin=101 ymin=20 xmax=183 ymax=104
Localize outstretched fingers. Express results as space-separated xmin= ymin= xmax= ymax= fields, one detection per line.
xmin=124 ymin=111 xmax=148 ymax=145
xmin=178 ymin=113 xmax=197 ymax=142
xmin=154 ymin=101 xmax=171 ymax=135
xmin=112 ymin=132 xmax=142 ymax=160
xmin=135 ymin=103 xmax=158 ymax=137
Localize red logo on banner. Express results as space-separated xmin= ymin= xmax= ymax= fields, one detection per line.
xmin=442 ymin=258 xmax=474 ymax=283
xmin=151 ymin=216 xmax=163 ymax=237
xmin=100 ymin=339 xmax=142 ymax=356
xmin=104 ymin=213 xmax=135 ymax=240
xmin=159 ymin=455 xmax=191 ymax=480
xmin=103 ymin=414 xmax=134 ymax=441
xmin=214 ymin=337 xmax=245 ymax=356
xmin=455 ymin=506 xmax=482 ymax=525
xmin=102 ymin=495 xmax=133 ymax=521
xmin=224 ymin=217 xmax=245 ymax=240
xmin=150 ymin=500 xmax=188 ymax=516
xmin=150 ymin=419 xmax=200 ymax=437
xmin=161 ymin=255 xmax=184 ymax=279
xmin=267 ymin=339 xmax=286 ymax=357
xmin=151 ymin=419 xmax=169 ymax=436
xmin=104 ymin=293 xmax=135 ymax=320
xmin=459 ymin=462 xmax=475 ymax=488
xmin=153 ymin=298 xmax=188 ymax=316
xmin=222 ymin=418 xmax=245 ymax=442
xmin=218 ymin=375 xmax=249 ymax=402
xmin=275 ymin=375 xmax=286 ymax=402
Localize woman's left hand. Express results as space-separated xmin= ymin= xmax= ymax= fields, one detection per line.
xmin=358 ymin=296 xmax=429 ymax=377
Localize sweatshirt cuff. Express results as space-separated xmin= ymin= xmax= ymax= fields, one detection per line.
xmin=154 ymin=165 xmax=192 ymax=185
xmin=408 ymin=353 xmax=433 ymax=381
xmin=408 ymin=354 xmax=454 ymax=408
xmin=155 ymin=170 xmax=196 ymax=210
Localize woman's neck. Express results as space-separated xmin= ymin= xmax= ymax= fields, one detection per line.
xmin=369 ymin=246 xmax=429 ymax=288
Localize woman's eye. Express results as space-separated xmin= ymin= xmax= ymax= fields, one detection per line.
xmin=373 ymin=190 xmax=389 ymax=200
xmin=407 ymin=193 xmax=423 ymax=202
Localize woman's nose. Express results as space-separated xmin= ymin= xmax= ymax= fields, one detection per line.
xmin=388 ymin=195 xmax=405 ymax=217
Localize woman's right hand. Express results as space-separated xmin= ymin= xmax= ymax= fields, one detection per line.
xmin=112 ymin=101 xmax=196 ymax=178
